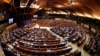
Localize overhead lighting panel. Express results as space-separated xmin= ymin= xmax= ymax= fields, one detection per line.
xmin=30 ymin=3 xmax=40 ymax=9
xmin=20 ymin=0 xmax=29 ymax=8
xmin=71 ymin=0 xmax=76 ymax=4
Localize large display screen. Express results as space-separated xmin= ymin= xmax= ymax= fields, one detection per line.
xmin=33 ymin=15 xmax=38 ymax=18
xmin=8 ymin=18 xmax=14 ymax=24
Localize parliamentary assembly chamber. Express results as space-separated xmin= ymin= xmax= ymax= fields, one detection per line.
xmin=0 ymin=0 xmax=100 ymax=56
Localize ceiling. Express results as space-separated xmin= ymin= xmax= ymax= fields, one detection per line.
xmin=1 ymin=0 xmax=100 ymax=19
